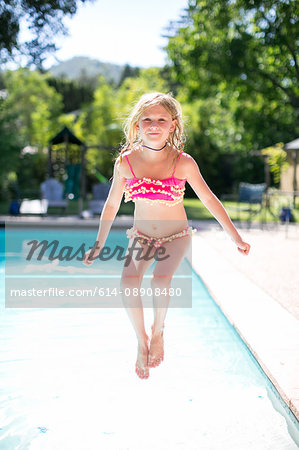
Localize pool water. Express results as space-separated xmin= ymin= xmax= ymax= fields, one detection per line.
xmin=0 ymin=228 xmax=298 ymax=450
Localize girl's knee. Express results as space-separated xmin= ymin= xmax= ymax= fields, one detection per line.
xmin=120 ymin=274 xmax=142 ymax=290
xmin=151 ymin=274 xmax=172 ymax=290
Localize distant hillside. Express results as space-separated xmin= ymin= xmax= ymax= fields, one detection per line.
xmin=49 ymin=56 xmax=125 ymax=84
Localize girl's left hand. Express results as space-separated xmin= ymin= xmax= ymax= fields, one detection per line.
xmin=236 ymin=240 xmax=251 ymax=255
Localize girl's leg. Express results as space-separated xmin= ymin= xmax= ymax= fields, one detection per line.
xmin=149 ymin=235 xmax=191 ymax=368
xmin=121 ymin=238 xmax=156 ymax=379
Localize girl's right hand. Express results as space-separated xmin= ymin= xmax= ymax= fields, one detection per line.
xmin=236 ymin=240 xmax=251 ymax=256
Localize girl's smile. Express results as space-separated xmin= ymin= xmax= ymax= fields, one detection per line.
xmin=137 ymin=104 xmax=176 ymax=148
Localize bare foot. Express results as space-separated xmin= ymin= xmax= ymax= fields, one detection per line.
xmin=135 ymin=337 xmax=150 ymax=379
xmin=148 ymin=326 xmax=164 ymax=368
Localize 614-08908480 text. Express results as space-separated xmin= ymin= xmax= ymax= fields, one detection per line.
xmin=97 ymin=287 xmax=182 ymax=297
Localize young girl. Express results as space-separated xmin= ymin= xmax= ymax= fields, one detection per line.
xmin=83 ymin=92 xmax=250 ymax=380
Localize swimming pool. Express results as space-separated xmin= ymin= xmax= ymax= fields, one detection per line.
xmin=0 ymin=227 xmax=298 ymax=449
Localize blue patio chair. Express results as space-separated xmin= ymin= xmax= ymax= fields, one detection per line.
xmin=222 ymin=182 xmax=267 ymax=227
xmin=88 ymin=182 xmax=111 ymax=215
xmin=41 ymin=178 xmax=68 ymax=213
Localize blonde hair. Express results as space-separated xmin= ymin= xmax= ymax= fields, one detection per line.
xmin=119 ymin=92 xmax=185 ymax=161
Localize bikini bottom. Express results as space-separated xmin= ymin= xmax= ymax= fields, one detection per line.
xmin=126 ymin=226 xmax=196 ymax=249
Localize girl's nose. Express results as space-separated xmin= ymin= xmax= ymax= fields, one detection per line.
xmin=149 ymin=121 xmax=159 ymax=128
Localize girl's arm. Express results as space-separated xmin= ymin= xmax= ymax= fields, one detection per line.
xmin=185 ymin=155 xmax=250 ymax=255
xmin=83 ymin=157 xmax=126 ymax=265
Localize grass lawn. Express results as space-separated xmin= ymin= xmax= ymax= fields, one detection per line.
xmin=184 ymin=198 xmax=299 ymax=223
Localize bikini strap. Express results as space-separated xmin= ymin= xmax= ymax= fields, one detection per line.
xmin=172 ymin=151 xmax=183 ymax=177
xmin=125 ymin=155 xmax=136 ymax=178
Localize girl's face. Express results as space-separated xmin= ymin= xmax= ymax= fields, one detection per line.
xmin=136 ymin=104 xmax=176 ymax=147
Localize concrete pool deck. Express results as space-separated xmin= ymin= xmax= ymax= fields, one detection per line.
xmin=189 ymin=221 xmax=299 ymax=421
xmin=1 ymin=214 xmax=299 ymax=421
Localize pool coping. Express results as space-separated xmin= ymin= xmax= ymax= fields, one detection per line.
xmin=188 ymin=233 xmax=299 ymax=422
xmin=0 ymin=215 xmax=134 ymax=229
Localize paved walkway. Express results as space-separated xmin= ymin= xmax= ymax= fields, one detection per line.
xmin=190 ymin=220 xmax=299 ymax=421
xmin=193 ymin=221 xmax=299 ymax=321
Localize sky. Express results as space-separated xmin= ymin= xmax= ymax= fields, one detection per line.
xmin=22 ymin=0 xmax=189 ymax=69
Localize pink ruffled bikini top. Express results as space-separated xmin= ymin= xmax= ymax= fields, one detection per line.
xmin=124 ymin=152 xmax=186 ymax=206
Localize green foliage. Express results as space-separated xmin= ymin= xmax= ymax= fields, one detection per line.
xmin=0 ymin=68 xmax=63 ymax=199
xmin=164 ymin=0 xmax=298 ymax=191
xmin=117 ymin=64 xmax=140 ymax=88
xmin=74 ymin=76 xmax=120 ymax=181
xmin=0 ymin=98 xmax=23 ymax=168
xmin=3 ymin=68 xmax=63 ymax=148
xmin=166 ymin=0 xmax=298 ymax=107
xmin=16 ymin=150 xmax=48 ymax=194
xmin=0 ymin=97 xmax=24 ymax=199
xmin=0 ymin=0 xmax=92 ymax=67
xmin=261 ymin=143 xmax=289 ymax=185
xmin=47 ymin=76 xmax=95 ymax=113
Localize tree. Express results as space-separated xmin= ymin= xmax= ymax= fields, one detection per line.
xmin=3 ymin=68 xmax=63 ymax=148
xmin=0 ymin=98 xmax=24 ymax=192
xmin=75 ymin=76 xmax=121 ymax=180
xmin=163 ymin=0 xmax=298 ymax=189
xmin=47 ymin=76 xmax=95 ymax=113
xmin=0 ymin=0 xmax=92 ymax=67
xmin=117 ymin=64 xmax=140 ymax=87
xmin=0 ymin=68 xmax=63 ymax=197
xmin=261 ymin=143 xmax=289 ymax=185
xmin=166 ymin=0 xmax=299 ymax=107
